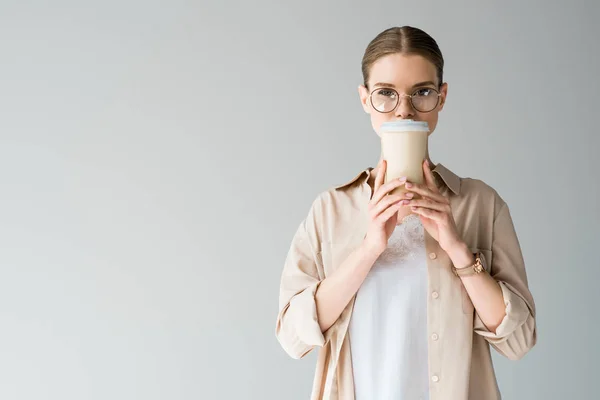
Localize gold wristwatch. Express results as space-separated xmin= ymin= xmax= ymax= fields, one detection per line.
xmin=452 ymin=252 xmax=485 ymax=277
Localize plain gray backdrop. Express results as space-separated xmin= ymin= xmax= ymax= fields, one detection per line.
xmin=1 ymin=0 xmax=598 ymax=399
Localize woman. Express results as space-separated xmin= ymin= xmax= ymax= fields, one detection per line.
xmin=276 ymin=26 xmax=536 ymax=400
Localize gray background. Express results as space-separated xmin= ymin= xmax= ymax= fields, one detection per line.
xmin=0 ymin=0 xmax=598 ymax=399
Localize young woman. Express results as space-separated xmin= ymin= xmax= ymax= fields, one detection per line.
xmin=276 ymin=26 xmax=536 ymax=400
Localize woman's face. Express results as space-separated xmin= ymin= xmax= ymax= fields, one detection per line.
xmin=358 ymin=53 xmax=448 ymax=137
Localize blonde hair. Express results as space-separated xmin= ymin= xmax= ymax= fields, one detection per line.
xmin=361 ymin=26 xmax=444 ymax=89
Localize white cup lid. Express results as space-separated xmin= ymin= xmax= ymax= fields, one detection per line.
xmin=380 ymin=120 xmax=430 ymax=133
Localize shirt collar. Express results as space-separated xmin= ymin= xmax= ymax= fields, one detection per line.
xmin=334 ymin=162 xmax=461 ymax=195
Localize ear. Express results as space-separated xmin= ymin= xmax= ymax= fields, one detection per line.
xmin=438 ymin=82 xmax=448 ymax=111
xmin=358 ymin=84 xmax=371 ymax=114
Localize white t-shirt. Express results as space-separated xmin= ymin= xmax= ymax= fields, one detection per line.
xmin=349 ymin=214 xmax=430 ymax=400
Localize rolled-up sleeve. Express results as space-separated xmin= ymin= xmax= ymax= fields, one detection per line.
xmin=474 ymin=202 xmax=537 ymax=360
xmin=275 ymin=200 xmax=330 ymax=359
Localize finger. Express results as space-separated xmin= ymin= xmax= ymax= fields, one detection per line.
xmin=374 ymin=159 xmax=386 ymax=194
xmin=377 ymin=201 xmax=404 ymax=225
xmin=405 ymin=182 xmax=448 ymax=204
xmin=370 ymin=177 xmax=406 ymax=207
xmin=410 ymin=205 xmax=444 ymax=222
xmin=371 ymin=195 xmax=403 ymax=218
xmin=423 ymin=159 xmax=439 ymax=193
xmin=406 ymin=198 xmax=448 ymax=212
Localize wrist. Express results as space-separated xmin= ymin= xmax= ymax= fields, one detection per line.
xmin=446 ymin=241 xmax=474 ymax=269
xmin=360 ymin=238 xmax=385 ymax=260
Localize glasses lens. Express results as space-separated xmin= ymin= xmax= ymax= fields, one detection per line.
xmin=371 ymin=88 xmax=398 ymax=113
xmin=411 ymin=88 xmax=439 ymax=112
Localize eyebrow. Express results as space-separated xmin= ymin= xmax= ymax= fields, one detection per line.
xmin=373 ymin=81 xmax=438 ymax=89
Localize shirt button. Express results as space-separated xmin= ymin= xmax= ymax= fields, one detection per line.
xmin=431 ymin=333 xmax=439 ymax=341
xmin=429 ymin=252 xmax=437 ymax=260
xmin=432 ymin=375 xmax=439 ymax=383
xmin=432 ymin=291 xmax=439 ymax=299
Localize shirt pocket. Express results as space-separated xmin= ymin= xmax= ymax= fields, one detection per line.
xmin=461 ymin=248 xmax=493 ymax=314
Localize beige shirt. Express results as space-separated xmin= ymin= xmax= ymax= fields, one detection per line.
xmin=276 ymin=163 xmax=537 ymax=400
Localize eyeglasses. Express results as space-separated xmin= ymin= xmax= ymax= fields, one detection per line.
xmin=369 ymin=86 xmax=442 ymax=113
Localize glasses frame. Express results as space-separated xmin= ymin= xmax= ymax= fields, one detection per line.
xmin=368 ymin=86 xmax=442 ymax=114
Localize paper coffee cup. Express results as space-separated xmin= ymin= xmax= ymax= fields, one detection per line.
xmin=380 ymin=120 xmax=429 ymax=197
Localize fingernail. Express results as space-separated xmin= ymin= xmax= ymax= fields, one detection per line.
xmin=398 ymin=176 xmax=407 ymax=182
xmin=406 ymin=182 xmax=413 ymax=188
xmin=401 ymin=200 xmax=410 ymax=205
xmin=405 ymin=193 xmax=414 ymax=198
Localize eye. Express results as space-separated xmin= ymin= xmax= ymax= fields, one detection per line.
xmin=414 ymin=88 xmax=433 ymax=97
xmin=376 ymin=89 xmax=397 ymax=98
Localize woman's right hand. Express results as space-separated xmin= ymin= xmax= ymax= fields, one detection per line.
xmin=363 ymin=160 xmax=407 ymax=256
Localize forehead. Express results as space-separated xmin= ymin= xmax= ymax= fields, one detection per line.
xmin=368 ymin=53 xmax=438 ymax=88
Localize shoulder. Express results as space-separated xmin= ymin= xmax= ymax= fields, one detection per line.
xmin=301 ymin=168 xmax=371 ymax=233
xmin=435 ymin=163 xmax=507 ymax=217
xmin=457 ymin=176 xmax=507 ymax=218
xmin=313 ymin=167 xmax=372 ymax=207
xmin=309 ymin=181 xmax=365 ymax=218
xmin=460 ymin=176 xmax=501 ymax=199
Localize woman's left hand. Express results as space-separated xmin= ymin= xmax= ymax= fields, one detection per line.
xmin=404 ymin=160 xmax=464 ymax=253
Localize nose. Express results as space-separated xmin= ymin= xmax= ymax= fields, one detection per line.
xmin=394 ymin=95 xmax=415 ymax=119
